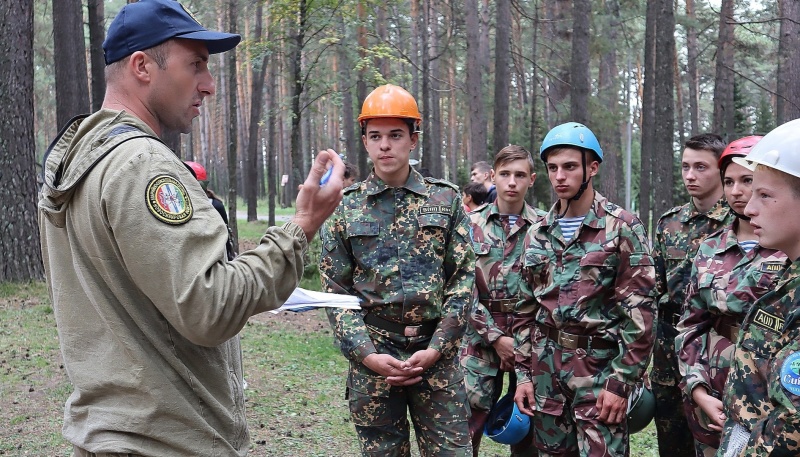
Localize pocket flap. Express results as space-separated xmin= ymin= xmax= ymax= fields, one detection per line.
xmin=346 ymin=221 xmax=380 ymax=237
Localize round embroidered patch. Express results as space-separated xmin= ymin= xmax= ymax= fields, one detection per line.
xmin=780 ymin=352 xmax=800 ymax=396
xmin=145 ymin=175 xmax=193 ymax=225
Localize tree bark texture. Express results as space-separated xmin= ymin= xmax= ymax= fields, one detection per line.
xmin=87 ymin=0 xmax=106 ymax=112
xmin=595 ymin=0 xmax=622 ymax=204
xmin=639 ymin=0 xmax=656 ymax=230
xmin=712 ymin=0 xmax=735 ymax=141
xmin=569 ymin=0 xmax=590 ymax=125
xmin=776 ymin=0 xmax=800 ymax=124
xmin=685 ymin=0 xmax=700 ymax=136
xmin=52 ymin=0 xmax=90 ymax=128
xmin=246 ymin=3 xmax=266 ymax=222
xmin=0 ymin=0 xmax=44 ymax=281
xmin=653 ymin=0 xmax=676 ymax=219
xmin=465 ymin=0 xmax=487 ymax=164
xmin=226 ymin=0 xmax=239 ymax=245
xmin=492 ymin=0 xmax=511 ymax=155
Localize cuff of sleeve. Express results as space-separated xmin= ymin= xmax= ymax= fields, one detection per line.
xmin=282 ymin=221 xmax=309 ymax=256
xmin=515 ymin=368 xmax=532 ymax=385
xmin=350 ymin=342 xmax=377 ymax=363
xmin=604 ymin=377 xmax=633 ymax=399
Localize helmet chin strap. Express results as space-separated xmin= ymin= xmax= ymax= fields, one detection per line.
xmin=556 ymin=149 xmax=592 ymax=219
xmin=731 ymin=208 xmax=751 ymax=221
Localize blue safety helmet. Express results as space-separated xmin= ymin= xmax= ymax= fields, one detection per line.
xmin=484 ymin=393 xmax=531 ymax=445
xmin=539 ymin=122 xmax=603 ymax=163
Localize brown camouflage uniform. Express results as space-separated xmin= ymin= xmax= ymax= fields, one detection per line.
xmin=676 ymin=221 xmax=788 ymax=456
xmin=651 ymin=198 xmax=733 ymax=457
xmin=459 ymin=201 xmax=543 ymax=456
xmin=716 ymin=260 xmax=800 ymax=457
xmin=320 ymin=168 xmax=475 ymax=457
xmin=513 ymin=192 xmax=656 ymax=457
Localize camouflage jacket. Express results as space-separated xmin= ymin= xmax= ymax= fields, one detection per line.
xmin=320 ymin=168 xmax=475 ymax=362
xmin=676 ymin=222 xmax=788 ymax=398
xmin=463 ymin=202 xmax=544 ymax=348
xmin=513 ymin=192 xmax=656 ymax=398
xmin=653 ymin=197 xmax=733 ymax=321
xmin=722 ymin=259 xmax=800 ymax=456
xmin=651 ymin=197 xmax=732 ymax=385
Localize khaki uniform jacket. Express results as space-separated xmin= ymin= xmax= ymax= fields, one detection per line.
xmin=38 ymin=110 xmax=308 ymax=456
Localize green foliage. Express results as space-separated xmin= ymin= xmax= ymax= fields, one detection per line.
xmin=755 ymin=92 xmax=776 ymax=134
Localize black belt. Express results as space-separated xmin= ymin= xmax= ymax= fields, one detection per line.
xmin=658 ymin=308 xmax=682 ymax=327
xmin=479 ymin=298 xmax=517 ymax=314
xmin=363 ymin=313 xmax=438 ymax=337
xmin=534 ymin=323 xmax=617 ymax=350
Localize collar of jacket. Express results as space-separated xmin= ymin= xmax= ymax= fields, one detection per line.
xmin=364 ymin=167 xmax=429 ymax=197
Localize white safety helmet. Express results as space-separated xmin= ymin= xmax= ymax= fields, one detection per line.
xmin=732 ymin=119 xmax=800 ymax=178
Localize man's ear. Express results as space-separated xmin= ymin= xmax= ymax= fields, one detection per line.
xmin=490 ymin=170 xmax=496 ymax=182
xmin=529 ymin=172 xmax=536 ymax=187
xmin=588 ymin=160 xmax=600 ymax=177
xmin=129 ymin=51 xmax=152 ymax=83
xmin=410 ymin=132 xmax=419 ymax=149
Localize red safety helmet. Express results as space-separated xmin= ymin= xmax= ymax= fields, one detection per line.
xmin=184 ymin=161 xmax=208 ymax=181
xmin=718 ymin=136 xmax=763 ymax=178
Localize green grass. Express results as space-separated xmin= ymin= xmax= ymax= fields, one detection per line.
xmin=0 ymin=279 xmax=659 ymax=456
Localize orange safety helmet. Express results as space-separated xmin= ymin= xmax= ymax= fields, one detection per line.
xmin=184 ymin=161 xmax=208 ymax=181
xmin=718 ymin=136 xmax=763 ymax=177
xmin=357 ymin=84 xmax=422 ymax=130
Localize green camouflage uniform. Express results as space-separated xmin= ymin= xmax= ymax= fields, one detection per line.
xmin=651 ymin=198 xmax=733 ymax=457
xmin=320 ymin=168 xmax=475 ymax=457
xmin=676 ymin=221 xmax=787 ymax=457
xmin=513 ymin=192 xmax=656 ymax=457
xmin=716 ymin=260 xmax=800 ymax=457
xmin=459 ymin=201 xmax=543 ymax=456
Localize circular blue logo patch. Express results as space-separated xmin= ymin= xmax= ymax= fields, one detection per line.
xmin=780 ymin=352 xmax=800 ymax=396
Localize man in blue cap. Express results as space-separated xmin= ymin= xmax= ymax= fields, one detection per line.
xmin=38 ymin=1 xmax=345 ymax=455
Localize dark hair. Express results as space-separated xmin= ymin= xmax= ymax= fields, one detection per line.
xmin=463 ymin=182 xmax=488 ymax=205
xmin=685 ymin=133 xmax=726 ymax=159
xmin=495 ymin=145 xmax=535 ymax=173
xmin=360 ymin=118 xmax=417 ymax=137
xmin=344 ymin=162 xmax=357 ymax=180
xmin=471 ymin=161 xmax=492 ymax=174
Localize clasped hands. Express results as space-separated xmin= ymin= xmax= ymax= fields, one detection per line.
xmin=362 ymin=348 xmax=441 ymax=386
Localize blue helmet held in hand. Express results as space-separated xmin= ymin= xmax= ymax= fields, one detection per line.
xmin=539 ymin=122 xmax=603 ymax=163
xmin=484 ymin=393 xmax=531 ymax=445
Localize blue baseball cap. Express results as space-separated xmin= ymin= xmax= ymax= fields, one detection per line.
xmin=103 ymin=0 xmax=241 ymax=65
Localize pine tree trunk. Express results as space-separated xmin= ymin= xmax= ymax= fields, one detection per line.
xmin=52 ymin=0 xmax=90 ymax=128
xmin=492 ymin=0 xmax=511 ymax=155
xmin=569 ymin=0 xmax=590 ymax=125
xmin=0 ymin=0 xmax=44 ymax=281
xmin=776 ymin=0 xmax=800 ymax=124
xmin=87 ymin=0 xmax=106 ymax=112
xmin=713 ymin=0 xmax=735 ymax=141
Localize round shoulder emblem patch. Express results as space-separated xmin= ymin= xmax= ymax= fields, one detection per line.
xmin=145 ymin=175 xmax=193 ymax=225
xmin=780 ymin=352 xmax=800 ymax=396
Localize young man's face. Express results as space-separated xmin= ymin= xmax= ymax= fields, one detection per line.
xmin=362 ymin=117 xmax=417 ymax=186
xmin=147 ymin=39 xmax=216 ymax=134
xmin=681 ymin=148 xmax=722 ymax=201
xmin=492 ymin=159 xmax=535 ymax=207
xmin=745 ymin=167 xmax=800 ymax=258
xmin=470 ymin=168 xmax=490 ymax=185
xmin=723 ymin=162 xmax=753 ymax=216
xmin=546 ymin=148 xmax=598 ymax=200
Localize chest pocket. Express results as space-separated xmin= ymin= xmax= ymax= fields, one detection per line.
xmin=523 ymin=250 xmax=552 ymax=299
xmin=578 ymin=251 xmax=617 ymax=289
xmin=346 ymin=221 xmax=380 ymax=260
xmin=472 ymin=242 xmax=491 ymax=256
xmin=418 ymin=213 xmax=450 ymax=257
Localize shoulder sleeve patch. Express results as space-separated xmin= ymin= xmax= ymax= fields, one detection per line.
xmin=145 ymin=175 xmax=193 ymax=225
xmin=780 ymin=352 xmax=800 ymax=396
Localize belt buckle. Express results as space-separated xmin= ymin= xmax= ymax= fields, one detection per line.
xmin=559 ymin=331 xmax=579 ymax=349
xmin=404 ymin=325 xmax=421 ymax=337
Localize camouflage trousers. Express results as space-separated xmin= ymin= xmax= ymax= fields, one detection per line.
xmin=529 ymin=332 xmax=629 ymax=457
xmin=652 ymin=320 xmax=695 ymax=457
xmin=346 ymin=329 xmax=471 ymax=457
xmin=680 ymin=330 xmax=736 ymax=457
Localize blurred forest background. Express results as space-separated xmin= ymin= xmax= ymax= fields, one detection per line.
xmin=1 ymin=0 xmax=799 ymax=281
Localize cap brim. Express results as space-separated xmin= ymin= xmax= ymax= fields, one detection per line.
xmin=177 ymin=30 xmax=241 ymax=54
